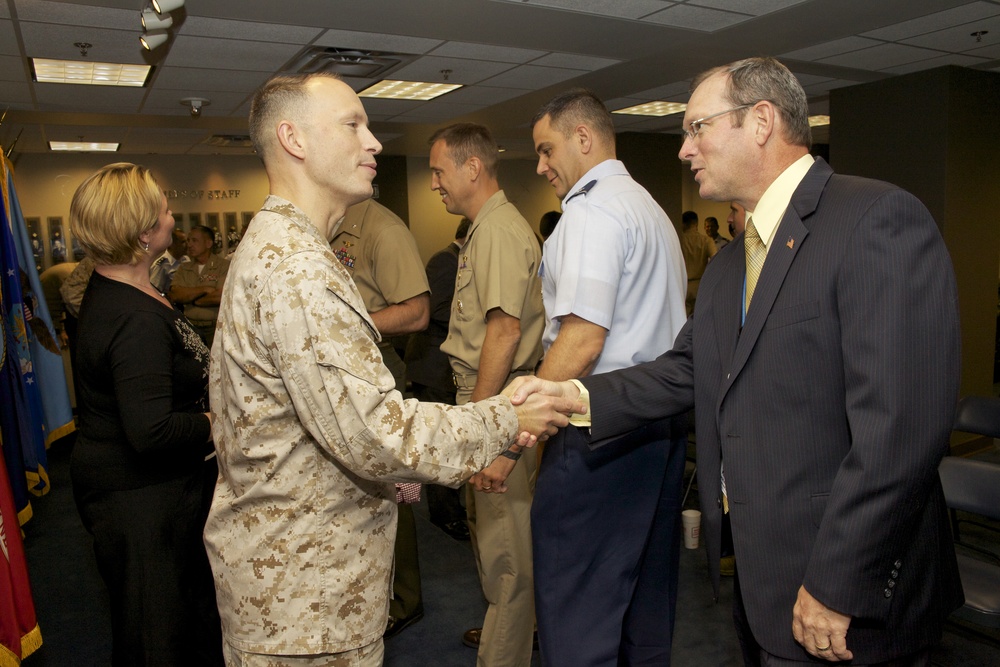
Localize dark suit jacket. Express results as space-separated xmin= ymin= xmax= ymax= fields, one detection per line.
xmin=404 ymin=242 xmax=459 ymax=392
xmin=581 ymin=158 xmax=963 ymax=662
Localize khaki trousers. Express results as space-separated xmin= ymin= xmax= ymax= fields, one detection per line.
xmin=458 ymin=382 xmax=537 ymax=667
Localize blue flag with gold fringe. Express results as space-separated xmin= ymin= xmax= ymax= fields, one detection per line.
xmin=3 ymin=162 xmax=75 ymax=454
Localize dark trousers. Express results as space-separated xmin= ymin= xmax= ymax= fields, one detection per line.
xmin=532 ymin=421 xmax=686 ymax=666
xmin=74 ymin=461 xmax=223 ymax=666
xmin=388 ymin=503 xmax=423 ymax=621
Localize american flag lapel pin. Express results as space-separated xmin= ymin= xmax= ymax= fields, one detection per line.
xmin=786 ymin=237 xmax=795 ymax=249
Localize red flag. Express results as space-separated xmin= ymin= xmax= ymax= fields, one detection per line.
xmin=0 ymin=445 xmax=42 ymax=665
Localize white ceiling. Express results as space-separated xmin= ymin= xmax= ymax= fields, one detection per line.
xmin=1 ymin=0 xmax=999 ymax=159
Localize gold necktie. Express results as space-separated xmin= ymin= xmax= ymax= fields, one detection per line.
xmin=744 ymin=217 xmax=765 ymax=312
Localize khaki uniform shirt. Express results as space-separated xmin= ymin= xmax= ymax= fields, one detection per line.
xmin=331 ymin=199 xmax=429 ymax=314
xmin=172 ymin=253 xmax=230 ymax=323
xmin=204 ymin=195 xmax=518 ymax=655
xmin=441 ymin=190 xmax=544 ymax=379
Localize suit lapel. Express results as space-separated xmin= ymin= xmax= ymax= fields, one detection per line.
xmin=717 ymin=158 xmax=833 ymax=405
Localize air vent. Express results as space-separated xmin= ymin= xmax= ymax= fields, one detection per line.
xmin=283 ymin=47 xmax=416 ymax=79
xmin=203 ymin=134 xmax=253 ymax=148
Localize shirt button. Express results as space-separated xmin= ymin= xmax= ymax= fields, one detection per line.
xmin=887 ymin=579 xmax=896 ymax=589
xmin=884 ymin=588 xmax=893 ymax=599
xmin=891 ymin=570 xmax=899 ymax=579
xmin=894 ymin=560 xmax=903 ymax=569
xmin=727 ymin=373 xmax=731 ymax=380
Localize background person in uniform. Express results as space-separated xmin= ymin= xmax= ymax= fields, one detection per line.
xmin=39 ymin=261 xmax=78 ymax=350
xmin=69 ymin=162 xmax=223 ymax=666
xmin=728 ymin=201 xmax=747 ymax=238
xmin=405 ymin=217 xmax=472 ymax=541
xmin=149 ymin=228 xmax=187 ymax=295
xmin=331 ymin=196 xmax=432 ymax=639
xmin=705 ymin=215 xmax=729 ymax=251
xmin=205 ymin=72 xmax=578 ymax=667
xmin=679 ymin=209 xmax=717 ymax=316
xmin=509 ymin=56 xmax=962 ymax=667
xmin=169 ymin=225 xmax=229 ymax=348
xmin=429 ymin=122 xmax=545 ymax=667
xmin=528 ymin=88 xmax=688 ymax=667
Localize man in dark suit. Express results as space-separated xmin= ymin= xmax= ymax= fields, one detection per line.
xmin=510 ymin=57 xmax=962 ymax=666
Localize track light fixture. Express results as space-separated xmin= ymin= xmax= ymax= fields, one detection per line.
xmin=141 ymin=7 xmax=173 ymax=31
xmin=152 ymin=0 xmax=184 ymax=14
xmin=140 ymin=30 xmax=169 ymax=50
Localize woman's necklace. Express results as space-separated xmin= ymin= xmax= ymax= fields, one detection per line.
xmin=98 ymin=267 xmax=168 ymax=301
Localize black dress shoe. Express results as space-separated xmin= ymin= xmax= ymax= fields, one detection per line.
xmin=441 ymin=519 xmax=470 ymax=541
xmin=384 ymin=610 xmax=424 ymax=639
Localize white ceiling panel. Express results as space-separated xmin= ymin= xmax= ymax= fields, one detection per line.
xmin=441 ymin=85 xmax=530 ymax=105
xmin=428 ymin=41 xmax=549 ymax=64
xmin=0 ymin=81 xmax=32 ymax=104
xmin=164 ymin=35 xmax=302 ymax=72
xmin=531 ymin=52 xmax=622 ymax=70
xmin=631 ymin=80 xmax=692 ymax=101
xmin=33 ymin=82 xmax=147 ymax=112
xmin=19 ymin=22 xmax=143 ymax=63
xmin=151 ymin=67 xmax=272 ymax=93
xmin=819 ymin=42 xmax=947 ymax=70
xmin=860 ymin=2 xmax=1000 ymax=41
xmin=177 ymin=17 xmax=324 ymax=44
xmin=1 ymin=20 xmax=19 ymax=56
xmin=643 ymin=4 xmax=752 ymax=31
xmin=899 ymin=15 xmax=1000 ymax=52
xmin=15 ymin=0 xmax=135 ymax=31
xmin=782 ymin=36 xmax=882 ymax=62
xmin=492 ymin=0 xmax=676 ymax=21
xmin=881 ymin=52 xmax=989 ymax=75
xmin=480 ymin=64 xmax=586 ymax=88
xmin=689 ymin=0 xmax=809 ymax=16
xmin=0 ymin=54 xmax=27 ymax=81
xmin=390 ymin=55 xmax=516 ymax=85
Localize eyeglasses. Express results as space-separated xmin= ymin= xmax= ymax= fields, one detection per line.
xmin=681 ymin=103 xmax=757 ymax=141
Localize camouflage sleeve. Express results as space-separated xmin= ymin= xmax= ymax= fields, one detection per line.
xmin=261 ymin=251 xmax=516 ymax=487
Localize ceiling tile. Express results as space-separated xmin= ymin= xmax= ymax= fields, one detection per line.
xmin=178 ymin=16 xmax=324 ymax=44
xmin=313 ymin=28 xmax=443 ymax=55
xmin=0 ymin=81 xmax=32 ymax=104
xmin=142 ymin=90 xmax=250 ymax=115
xmin=0 ymin=54 xmax=27 ymax=81
xmin=480 ymin=64 xmax=586 ymax=88
xmin=642 ymin=4 xmax=752 ymax=31
xmin=19 ymin=22 xmax=145 ymax=64
xmin=0 ymin=20 xmax=18 ymax=56
xmin=860 ymin=2 xmax=1000 ymax=41
xmin=630 ymin=80 xmax=691 ymax=100
xmin=492 ymin=0 xmax=676 ymax=21
xmin=15 ymin=0 xmax=135 ymax=30
xmin=153 ymin=67 xmax=271 ymax=93
xmin=428 ymin=41 xmax=549 ymax=64
xmin=819 ymin=42 xmax=945 ymax=70
xmin=391 ymin=100 xmax=484 ymax=123
xmin=801 ymin=78 xmax=860 ymax=95
xmin=389 ymin=55 xmax=516 ymax=85
xmin=164 ymin=34 xmax=301 ymax=72
xmin=967 ymin=42 xmax=1000 ymax=58
xmin=899 ymin=15 xmax=1000 ymax=52
xmin=781 ymin=36 xmax=881 ymax=62
xmin=530 ymin=52 xmax=621 ymax=70
xmin=34 ymin=82 xmax=146 ymax=113
xmin=880 ymin=52 xmax=989 ymax=75
xmin=441 ymin=85 xmax=529 ymax=105
xmin=688 ymin=0 xmax=809 ymax=16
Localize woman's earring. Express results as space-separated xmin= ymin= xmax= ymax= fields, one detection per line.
xmin=144 ymin=242 xmax=149 ymax=251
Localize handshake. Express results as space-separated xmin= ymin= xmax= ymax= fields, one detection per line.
xmin=471 ymin=376 xmax=584 ymax=494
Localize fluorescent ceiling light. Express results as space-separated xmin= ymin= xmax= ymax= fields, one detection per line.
xmin=32 ymin=58 xmax=151 ymax=87
xmin=612 ymin=101 xmax=687 ymax=117
xmin=359 ymin=80 xmax=462 ymax=101
xmin=809 ymin=115 xmax=830 ymax=127
xmin=49 ymin=141 xmax=120 ymax=152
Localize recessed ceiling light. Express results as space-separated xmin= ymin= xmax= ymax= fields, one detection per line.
xmin=358 ymin=80 xmax=462 ymax=101
xmin=49 ymin=141 xmax=120 ymax=152
xmin=809 ymin=115 xmax=830 ymax=127
xmin=31 ymin=58 xmax=151 ymax=87
xmin=612 ymin=101 xmax=687 ymax=117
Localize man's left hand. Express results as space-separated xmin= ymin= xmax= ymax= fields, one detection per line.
xmin=470 ymin=456 xmax=517 ymax=494
xmin=792 ymin=585 xmax=853 ymax=662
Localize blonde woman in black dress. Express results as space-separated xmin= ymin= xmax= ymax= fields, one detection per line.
xmin=70 ymin=163 xmax=222 ymax=666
